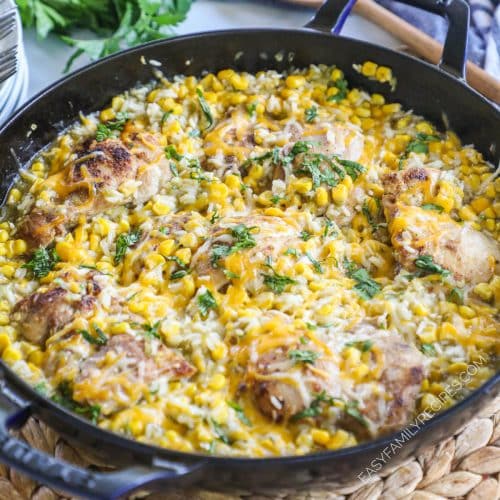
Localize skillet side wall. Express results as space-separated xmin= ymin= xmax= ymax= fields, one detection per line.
xmin=0 ymin=30 xmax=498 ymax=490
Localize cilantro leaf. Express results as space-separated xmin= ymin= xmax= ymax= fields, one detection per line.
xmin=261 ymin=260 xmax=297 ymax=294
xmin=345 ymin=400 xmax=369 ymax=428
xmin=198 ymin=289 xmax=217 ymax=317
xmin=327 ymin=78 xmax=349 ymax=102
xmin=291 ymin=391 xmax=335 ymax=421
xmin=421 ymin=343 xmax=437 ymax=356
xmin=288 ymin=349 xmax=320 ymax=365
xmin=448 ymin=287 xmax=464 ymax=305
xmin=165 ymin=145 xmax=183 ymax=161
xmin=305 ymin=251 xmax=323 ymax=274
xmin=211 ymin=224 xmax=256 ymax=266
xmin=345 ymin=260 xmax=381 ymax=300
xmin=196 ymin=88 xmax=214 ymax=131
xmin=305 ymin=106 xmax=318 ymax=123
xmin=422 ymin=203 xmax=444 ymax=212
xmin=23 ymin=247 xmax=59 ymax=279
xmin=78 ymin=326 xmax=107 ymax=346
xmin=142 ymin=321 xmax=161 ymax=340
xmin=95 ymin=112 xmax=128 ymax=141
xmin=227 ymin=401 xmax=251 ymax=426
xmin=114 ymin=228 xmax=142 ymax=265
xmin=414 ymin=255 xmax=451 ymax=278
xmin=345 ymin=340 xmax=373 ymax=352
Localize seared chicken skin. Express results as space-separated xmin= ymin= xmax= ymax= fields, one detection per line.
xmin=204 ymin=107 xmax=364 ymax=190
xmin=382 ymin=167 xmax=500 ymax=283
xmin=191 ymin=215 xmax=301 ymax=292
xmin=11 ymin=274 xmax=101 ymax=346
xmin=72 ymin=334 xmax=196 ymax=415
xmin=247 ymin=327 xmax=425 ymax=438
xmin=18 ymin=129 xmax=171 ymax=249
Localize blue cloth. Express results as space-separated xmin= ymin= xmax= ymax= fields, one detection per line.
xmin=377 ymin=0 xmax=500 ymax=78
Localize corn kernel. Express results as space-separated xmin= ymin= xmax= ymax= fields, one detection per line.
xmin=458 ymin=206 xmax=476 ymax=221
xmin=225 ymin=174 xmax=241 ymax=190
xmin=152 ymin=201 xmax=171 ymax=216
xmin=327 ymin=429 xmax=349 ymax=449
xmin=13 ymin=239 xmax=27 ymax=255
xmin=458 ymin=305 xmax=476 ymax=319
xmin=285 ymin=75 xmax=306 ymax=89
xmin=470 ymin=197 xmax=489 ymax=213
xmin=315 ymin=187 xmax=329 ymax=207
xmin=382 ymin=103 xmax=401 ymax=115
xmin=211 ymin=343 xmax=227 ymax=361
xmin=474 ymin=283 xmax=493 ymax=302
xmin=371 ymin=93 xmax=385 ymax=105
xmin=331 ymin=184 xmax=348 ymax=205
xmin=311 ymin=428 xmax=330 ymax=446
xmin=99 ymin=108 xmax=115 ymax=122
xmin=111 ymin=96 xmax=124 ymax=111
xmin=175 ymin=248 xmax=191 ymax=263
xmin=158 ymin=239 xmax=176 ymax=257
xmin=110 ymin=322 xmax=129 ymax=335
xmin=420 ymin=393 xmax=441 ymax=412
xmin=0 ymin=265 xmax=15 ymax=278
xmin=8 ymin=188 xmax=21 ymax=204
xmin=361 ymin=61 xmax=377 ymax=77
xmin=209 ymin=373 xmax=226 ymax=390
xmin=208 ymin=182 xmax=230 ymax=202
xmin=416 ymin=121 xmax=434 ymax=135
xmin=448 ymin=362 xmax=468 ymax=374
xmin=179 ymin=233 xmax=198 ymax=248
xmin=293 ymin=178 xmax=313 ymax=194
xmin=2 ymin=346 xmax=21 ymax=363
xmin=375 ymin=66 xmax=392 ymax=83
xmin=0 ymin=230 xmax=8 ymax=243
xmin=0 ymin=334 xmax=11 ymax=353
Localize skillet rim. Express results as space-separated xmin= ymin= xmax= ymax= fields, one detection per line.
xmin=0 ymin=26 xmax=498 ymax=467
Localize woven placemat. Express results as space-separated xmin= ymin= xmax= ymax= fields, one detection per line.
xmin=0 ymin=396 xmax=499 ymax=500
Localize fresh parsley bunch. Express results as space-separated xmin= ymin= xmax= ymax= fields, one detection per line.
xmin=16 ymin=0 xmax=193 ymax=71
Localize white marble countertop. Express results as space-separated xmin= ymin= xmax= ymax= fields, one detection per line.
xmin=23 ymin=0 xmax=401 ymax=99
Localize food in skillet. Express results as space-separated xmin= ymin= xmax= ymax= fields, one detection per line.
xmin=0 ymin=64 xmax=498 ymax=457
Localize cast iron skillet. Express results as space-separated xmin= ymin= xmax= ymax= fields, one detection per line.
xmin=0 ymin=0 xmax=498 ymax=498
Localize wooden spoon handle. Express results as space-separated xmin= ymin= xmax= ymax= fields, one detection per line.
xmin=287 ymin=0 xmax=500 ymax=103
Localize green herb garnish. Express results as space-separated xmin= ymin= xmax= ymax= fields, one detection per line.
xmin=165 ymin=145 xmax=183 ymax=161
xmin=227 ymin=401 xmax=251 ymax=426
xmin=52 ymin=381 xmax=101 ymax=423
xmin=305 ymin=251 xmax=323 ymax=273
xmin=288 ymin=349 xmax=320 ymax=365
xmin=114 ymin=228 xmax=142 ymax=265
xmin=247 ymin=102 xmax=257 ymax=116
xmin=345 ymin=400 xmax=369 ymax=428
xmin=337 ymin=159 xmax=365 ymax=180
xmin=300 ymin=230 xmax=312 ymax=241
xmin=422 ymin=203 xmax=444 ymax=212
xmin=95 ymin=112 xmax=128 ymax=141
xmin=23 ymin=247 xmax=60 ymax=279
xmin=211 ymin=224 xmax=256 ymax=266
xmin=142 ymin=321 xmax=161 ymax=340
xmin=414 ymin=255 xmax=451 ymax=278
xmin=198 ymin=289 xmax=217 ymax=317
xmin=448 ymin=287 xmax=464 ymax=305
xmin=78 ymin=326 xmax=107 ymax=346
xmin=345 ymin=340 xmax=373 ymax=352
xmin=261 ymin=260 xmax=297 ymax=294
xmin=327 ymin=78 xmax=349 ymax=102
xmin=421 ymin=343 xmax=437 ymax=356
xmin=196 ymin=88 xmax=214 ymax=131
xmin=345 ymin=260 xmax=381 ymax=300
xmin=291 ymin=391 xmax=334 ymax=421
xmin=305 ymin=106 xmax=318 ymax=123
xmin=210 ymin=418 xmax=232 ymax=444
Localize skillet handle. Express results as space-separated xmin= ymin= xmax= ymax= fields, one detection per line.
xmin=306 ymin=0 xmax=470 ymax=79
xmin=0 ymin=395 xmax=202 ymax=499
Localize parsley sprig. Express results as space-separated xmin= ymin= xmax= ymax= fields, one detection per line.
xmin=23 ymin=247 xmax=60 ymax=279
xmin=198 ymin=289 xmax=217 ymax=317
xmin=114 ymin=228 xmax=142 ymax=265
xmin=345 ymin=260 xmax=381 ymax=300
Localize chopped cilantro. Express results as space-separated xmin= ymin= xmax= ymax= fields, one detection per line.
xmin=448 ymin=287 xmax=464 ymax=305
xmin=34 ymin=382 xmax=48 ymax=395
xmin=78 ymin=326 xmax=107 ymax=346
xmin=171 ymin=269 xmax=189 ymax=280
xmin=114 ymin=229 xmax=142 ymax=265
xmin=300 ymin=230 xmax=312 ymax=241
xmin=52 ymin=381 xmax=101 ymax=424
xmin=288 ymin=349 xmax=320 ymax=365
xmin=270 ymin=194 xmax=284 ymax=205
xmin=284 ymin=248 xmax=299 ymax=257
xmin=160 ymin=111 xmax=171 ymax=125
xmin=291 ymin=391 xmax=334 ymax=421
xmin=399 ymin=133 xmax=440 ymax=169
xmin=196 ymin=88 xmax=214 ymax=131
xmin=211 ymin=224 xmax=256 ymax=266
xmin=345 ymin=260 xmax=381 ymax=300
xmin=227 ymin=401 xmax=251 ymax=426
xmin=421 ymin=343 xmax=437 ymax=356
xmin=305 ymin=106 xmax=318 ymax=123
xmin=95 ymin=112 xmax=128 ymax=142
xmin=422 ymin=203 xmax=444 ymax=212
xmin=223 ymin=269 xmax=240 ymax=279
xmin=337 ymin=159 xmax=365 ymax=180
xmin=188 ymin=129 xmax=200 ymax=138
xmin=345 ymin=340 xmax=373 ymax=352
xmin=210 ymin=418 xmax=232 ymax=444
xmin=306 ymin=322 xmax=317 ymax=331
xmin=165 ymin=145 xmax=183 ymax=161
xmin=414 ymin=255 xmax=450 ymax=278
xmin=323 ymin=218 xmax=338 ymax=238
xmin=345 ymin=400 xmax=369 ymax=428
xmin=210 ymin=208 xmax=220 ymax=224
xmin=327 ymin=78 xmax=349 ymax=102
xmin=198 ymin=290 xmax=217 ymax=317
xmin=23 ymin=247 xmax=59 ymax=279
xmin=142 ymin=321 xmax=161 ymax=340
xmin=305 ymin=251 xmax=323 ymax=273
xmin=261 ymin=260 xmax=297 ymax=294
xmin=247 ymin=102 xmax=257 ymax=116
xmin=300 ymin=335 xmax=310 ymax=344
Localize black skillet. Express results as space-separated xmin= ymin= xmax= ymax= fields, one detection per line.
xmin=0 ymin=0 xmax=498 ymax=498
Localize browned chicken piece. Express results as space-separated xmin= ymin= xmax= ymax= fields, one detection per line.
xmin=18 ymin=129 xmax=170 ymax=249
xmin=382 ymin=167 xmax=500 ymax=284
xmin=191 ymin=215 xmax=301 ymax=292
xmin=352 ymin=335 xmax=426 ymax=436
xmin=204 ymin=107 xmax=364 ymax=191
xmin=251 ymin=345 xmax=338 ymax=422
xmin=72 ymin=334 xmax=196 ymax=415
xmin=11 ymin=278 xmax=99 ymax=347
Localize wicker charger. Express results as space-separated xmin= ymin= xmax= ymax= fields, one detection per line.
xmin=0 ymin=396 xmax=498 ymax=500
